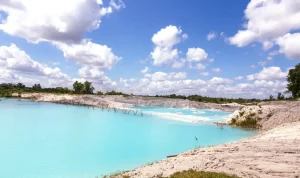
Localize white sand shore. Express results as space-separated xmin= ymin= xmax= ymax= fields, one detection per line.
xmin=122 ymin=121 xmax=300 ymax=178
xmin=16 ymin=93 xmax=237 ymax=123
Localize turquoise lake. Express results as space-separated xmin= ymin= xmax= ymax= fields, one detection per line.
xmin=0 ymin=98 xmax=256 ymax=178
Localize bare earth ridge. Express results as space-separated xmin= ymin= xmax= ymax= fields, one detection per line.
xmin=17 ymin=93 xmax=241 ymax=112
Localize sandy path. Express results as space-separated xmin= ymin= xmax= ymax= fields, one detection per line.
xmin=122 ymin=122 xmax=300 ymax=178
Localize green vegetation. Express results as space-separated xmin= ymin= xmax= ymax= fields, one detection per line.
xmin=237 ymin=115 xmax=257 ymax=129
xmin=155 ymin=94 xmax=265 ymax=104
xmin=102 ymin=170 xmax=128 ymax=178
xmin=73 ymin=81 xmax=84 ymax=94
xmin=103 ymin=170 xmax=239 ymax=178
xmin=230 ymin=118 xmax=237 ymax=125
xmin=277 ymin=92 xmax=285 ymax=100
xmin=73 ymin=81 xmax=94 ymax=94
xmin=0 ymin=83 xmax=72 ymax=97
xmin=239 ymin=111 xmax=245 ymax=117
xmin=96 ymin=91 xmax=104 ymax=95
xmin=2 ymin=63 xmax=300 ymax=101
xmin=287 ymin=63 xmax=300 ymax=98
xmin=159 ymin=170 xmax=240 ymax=178
xmin=231 ymin=112 xmax=259 ymax=129
xmin=105 ymin=90 xmax=126 ymax=95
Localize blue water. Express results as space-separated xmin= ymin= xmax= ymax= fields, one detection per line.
xmin=0 ymin=98 xmax=256 ymax=178
xmin=135 ymin=106 xmax=232 ymax=122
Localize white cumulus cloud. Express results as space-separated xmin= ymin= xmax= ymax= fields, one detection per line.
xmin=56 ymin=39 xmax=121 ymax=70
xmin=277 ymin=33 xmax=300 ymax=59
xmin=247 ymin=66 xmax=287 ymax=81
xmin=229 ymin=0 xmax=300 ymax=55
xmin=0 ymin=0 xmax=124 ymax=44
xmin=150 ymin=25 xmax=187 ymax=68
xmin=145 ymin=72 xmax=187 ymax=81
xmin=186 ymin=48 xmax=208 ymax=62
xmin=0 ymin=44 xmax=70 ymax=80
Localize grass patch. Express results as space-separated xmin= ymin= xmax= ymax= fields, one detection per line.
xmin=102 ymin=170 xmax=128 ymax=178
xmin=160 ymin=170 xmax=240 ymax=178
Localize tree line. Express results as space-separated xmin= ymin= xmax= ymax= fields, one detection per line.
xmin=0 ymin=81 xmax=127 ymax=97
xmin=1 ymin=63 xmax=300 ymax=102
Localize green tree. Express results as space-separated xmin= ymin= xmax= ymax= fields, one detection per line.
xmin=32 ymin=84 xmax=41 ymax=90
xmin=83 ymin=81 xmax=94 ymax=94
xmin=287 ymin=63 xmax=300 ymax=98
xmin=73 ymin=81 xmax=84 ymax=94
xmin=17 ymin=83 xmax=25 ymax=88
xmin=96 ymin=91 xmax=104 ymax=95
xmin=277 ymin=92 xmax=285 ymax=100
xmin=105 ymin=90 xmax=123 ymax=95
xmin=269 ymin=95 xmax=274 ymax=100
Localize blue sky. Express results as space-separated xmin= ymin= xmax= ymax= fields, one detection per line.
xmin=0 ymin=0 xmax=299 ymax=98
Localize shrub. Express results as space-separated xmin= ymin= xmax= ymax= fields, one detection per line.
xmin=237 ymin=115 xmax=257 ymax=128
xmin=160 ymin=170 xmax=240 ymax=178
xmin=267 ymin=113 xmax=273 ymax=118
xmin=103 ymin=170 xmax=128 ymax=178
xmin=249 ymin=113 xmax=256 ymax=117
xmin=239 ymin=111 xmax=245 ymax=117
xmin=230 ymin=118 xmax=237 ymax=125
xmin=96 ymin=91 xmax=104 ymax=95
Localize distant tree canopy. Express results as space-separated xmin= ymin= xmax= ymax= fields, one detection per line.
xmin=96 ymin=91 xmax=104 ymax=95
xmin=277 ymin=92 xmax=285 ymax=100
xmin=155 ymin=94 xmax=265 ymax=104
xmin=72 ymin=81 xmax=95 ymax=94
xmin=1 ymin=66 xmax=299 ymax=103
xmin=83 ymin=81 xmax=94 ymax=94
xmin=287 ymin=63 xmax=300 ymax=98
xmin=17 ymin=83 xmax=25 ymax=89
xmin=73 ymin=81 xmax=84 ymax=94
xmin=105 ymin=90 xmax=125 ymax=95
xmin=32 ymin=84 xmax=42 ymax=90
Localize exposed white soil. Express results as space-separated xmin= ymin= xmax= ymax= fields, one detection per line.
xmin=122 ymin=122 xmax=300 ymax=178
xmin=229 ymin=101 xmax=300 ymax=130
xmin=16 ymin=93 xmax=239 ymax=123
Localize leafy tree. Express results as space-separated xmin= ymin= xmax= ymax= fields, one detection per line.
xmin=105 ymin=90 xmax=124 ymax=95
xmin=32 ymin=84 xmax=42 ymax=90
xmin=287 ymin=63 xmax=300 ymax=98
xmin=17 ymin=83 xmax=25 ymax=88
xmin=73 ymin=81 xmax=84 ymax=94
xmin=83 ymin=81 xmax=94 ymax=94
xmin=269 ymin=95 xmax=274 ymax=100
xmin=96 ymin=91 xmax=104 ymax=95
xmin=277 ymin=92 xmax=285 ymax=100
